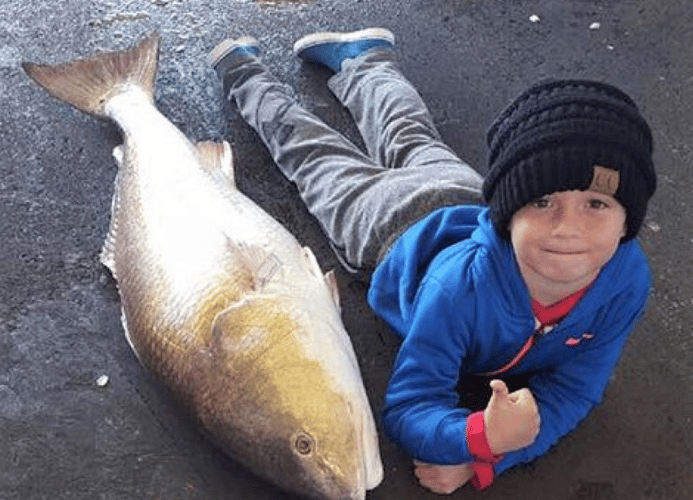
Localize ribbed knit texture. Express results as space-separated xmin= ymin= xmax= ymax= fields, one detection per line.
xmin=482 ymin=79 xmax=656 ymax=240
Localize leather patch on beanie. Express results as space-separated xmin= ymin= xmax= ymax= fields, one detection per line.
xmin=589 ymin=165 xmax=620 ymax=196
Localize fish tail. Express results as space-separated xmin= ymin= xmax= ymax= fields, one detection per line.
xmin=22 ymin=33 xmax=160 ymax=117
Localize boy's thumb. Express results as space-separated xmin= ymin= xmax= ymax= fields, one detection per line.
xmin=489 ymin=379 xmax=509 ymax=401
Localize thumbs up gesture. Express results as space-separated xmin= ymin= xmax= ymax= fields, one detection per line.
xmin=483 ymin=379 xmax=541 ymax=455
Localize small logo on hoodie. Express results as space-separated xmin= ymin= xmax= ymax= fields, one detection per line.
xmin=565 ymin=333 xmax=595 ymax=347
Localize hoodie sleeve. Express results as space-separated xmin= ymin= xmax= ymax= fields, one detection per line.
xmin=381 ymin=276 xmax=480 ymax=464
xmin=494 ymin=281 xmax=650 ymax=474
xmin=368 ymin=206 xmax=482 ymax=338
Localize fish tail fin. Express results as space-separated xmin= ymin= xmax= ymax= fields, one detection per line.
xmin=22 ymin=33 xmax=160 ymax=117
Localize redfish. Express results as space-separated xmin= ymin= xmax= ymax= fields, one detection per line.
xmin=23 ymin=34 xmax=383 ymax=500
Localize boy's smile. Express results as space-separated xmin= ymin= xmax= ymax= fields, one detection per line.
xmin=509 ymin=190 xmax=627 ymax=306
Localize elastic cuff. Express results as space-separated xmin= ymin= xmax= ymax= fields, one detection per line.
xmin=469 ymin=461 xmax=494 ymax=490
xmin=466 ymin=411 xmax=503 ymax=462
xmin=465 ymin=411 xmax=503 ymax=489
xmin=212 ymin=51 xmax=259 ymax=80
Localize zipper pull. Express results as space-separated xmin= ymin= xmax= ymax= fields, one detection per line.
xmin=534 ymin=317 xmax=555 ymax=336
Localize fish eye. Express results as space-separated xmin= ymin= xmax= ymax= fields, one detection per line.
xmin=293 ymin=432 xmax=315 ymax=456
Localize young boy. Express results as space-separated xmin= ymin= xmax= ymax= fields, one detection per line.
xmin=208 ymin=28 xmax=656 ymax=494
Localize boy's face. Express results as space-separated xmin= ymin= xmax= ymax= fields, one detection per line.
xmin=509 ymin=190 xmax=627 ymax=304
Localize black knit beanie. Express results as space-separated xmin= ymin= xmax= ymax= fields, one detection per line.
xmin=482 ymin=79 xmax=656 ymax=241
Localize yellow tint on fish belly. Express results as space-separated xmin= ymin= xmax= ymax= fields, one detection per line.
xmin=196 ymin=295 xmax=362 ymax=499
xmin=118 ymin=262 xmax=250 ymax=392
xmin=119 ymin=263 xmax=362 ymax=499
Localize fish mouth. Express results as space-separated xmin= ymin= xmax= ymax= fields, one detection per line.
xmin=347 ymin=402 xmax=369 ymax=499
xmin=303 ymin=401 xmax=378 ymax=500
xmin=293 ymin=452 xmax=366 ymax=500
xmin=347 ymin=400 xmax=383 ymax=493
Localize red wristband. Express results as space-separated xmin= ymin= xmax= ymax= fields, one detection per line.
xmin=469 ymin=461 xmax=494 ymax=490
xmin=466 ymin=411 xmax=501 ymax=462
xmin=466 ymin=411 xmax=504 ymax=490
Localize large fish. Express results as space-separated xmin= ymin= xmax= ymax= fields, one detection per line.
xmin=23 ymin=34 xmax=383 ymax=500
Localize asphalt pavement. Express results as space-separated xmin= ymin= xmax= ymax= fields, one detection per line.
xmin=1 ymin=1 xmax=692 ymax=499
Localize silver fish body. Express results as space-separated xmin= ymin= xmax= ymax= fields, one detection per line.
xmin=23 ymin=34 xmax=383 ymax=500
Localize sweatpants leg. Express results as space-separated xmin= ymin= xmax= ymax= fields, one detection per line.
xmin=329 ymin=49 xmax=472 ymax=173
xmin=327 ymin=49 xmax=484 ymax=256
xmin=217 ymin=51 xmax=482 ymax=273
xmin=219 ymin=54 xmax=391 ymax=273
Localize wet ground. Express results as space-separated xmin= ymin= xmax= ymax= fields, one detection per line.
xmin=1 ymin=0 xmax=692 ymax=499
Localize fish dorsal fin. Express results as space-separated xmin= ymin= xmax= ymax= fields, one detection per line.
xmin=196 ymin=141 xmax=236 ymax=188
xmin=22 ymin=33 xmax=160 ymax=117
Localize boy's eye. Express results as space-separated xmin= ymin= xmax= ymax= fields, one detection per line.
xmin=588 ymin=199 xmax=609 ymax=209
xmin=530 ymin=197 xmax=551 ymax=209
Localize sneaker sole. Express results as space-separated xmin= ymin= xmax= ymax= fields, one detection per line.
xmin=293 ymin=28 xmax=395 ymax=55
xmin=208 ymin=36 xmax=259 ymax=67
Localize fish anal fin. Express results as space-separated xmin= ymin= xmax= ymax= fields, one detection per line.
xmin=196 ymin=141 xmax=235 ymax=187
xmin=22 ymin=33 xmax=160 ymax=117
xmin=325 ymin=269 xmax=341 ymax=312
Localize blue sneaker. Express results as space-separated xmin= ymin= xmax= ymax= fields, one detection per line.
xmin=293 ymin=28 xmax=395 ymax=72
xmin=208 ymin=36 xmax=260 ymax=69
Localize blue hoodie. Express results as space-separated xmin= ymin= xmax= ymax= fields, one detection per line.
xmin=368 ymin=205 xmax=650 ymax=474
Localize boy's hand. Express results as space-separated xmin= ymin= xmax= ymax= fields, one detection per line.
xmin=413 ymin=460 xmax=474 ymax=495
xmin=483 ymin=379 xmax=541 ymax=455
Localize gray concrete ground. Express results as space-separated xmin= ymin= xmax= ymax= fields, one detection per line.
xmin=1 ymin=0 xmax=692 ymax=499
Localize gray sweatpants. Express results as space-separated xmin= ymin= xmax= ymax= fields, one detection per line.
xmin=217 ymin=48 xmax=483 ymax=274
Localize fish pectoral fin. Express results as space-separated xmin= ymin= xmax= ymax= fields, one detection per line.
xmin=209 ymin=296 xmax=282 ymax=362
xmin=196 ymin=140 xmax=236 ymax=188
xmin=232 ymin=241 xmax=284 ymax=291
xmin=212 ymin=297 xmax=263 ymax=338
xmin=325 ymin=270 xmax=341 ymax=312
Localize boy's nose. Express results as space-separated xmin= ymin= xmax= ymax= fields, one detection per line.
xmin=552 ymin=206 xmax=583 ymax=237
